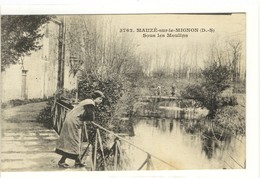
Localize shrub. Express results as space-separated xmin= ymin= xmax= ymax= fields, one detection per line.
xmin=181 ymin=62 xmax=232 ymax=118
xmin=214 ymin=105 xmax=245 ymax=135
xmin=216 ymin=95 xmax=238 ymax=107
xmin=36 ymin=89 xmax=76 ymax=129
xmin=77 ymin=73 xmax=126 ymax=143
xmin=2 ymin=98 xmax=48 ymax=109
xmin=36 ymin=97 xmax=54 ymax=129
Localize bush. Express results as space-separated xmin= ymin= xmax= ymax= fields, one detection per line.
xmin=77 ymin=73 xmax=126 ymax=142
xmin=181 ymin=62 xmax=233 ymax=118
xmin=2 ymin=98 xmax=48 ymax=109
xmin=214 ymin=105 xmax=245 ymax=135
xmin=36 ymin=89 xmax=76 ymax=129
xmin=216 ymin=95 xmax=238 ymax=107
xmin=36 ymin=97 xmax=54 ymax=129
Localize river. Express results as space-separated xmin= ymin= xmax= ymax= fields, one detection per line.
xmin=120 ymin=117 xmax=245 ymax=170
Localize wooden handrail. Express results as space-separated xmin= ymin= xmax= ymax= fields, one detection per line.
xmin=54 ymin=101 xmax=178 ymax=170
xmin=56 ymin=101 xmax=71 ymax=110
xmin=91 ymin=121 xmax=178 ymax=169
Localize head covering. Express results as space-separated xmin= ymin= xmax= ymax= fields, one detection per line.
xmin=93 ymin=90 xmax=105 ymax=99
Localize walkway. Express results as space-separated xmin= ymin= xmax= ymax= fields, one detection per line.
xmin=1 ymin=101 xmax=179 ymax=171
xmin=1 ymin=102 xmax=74 ymax=171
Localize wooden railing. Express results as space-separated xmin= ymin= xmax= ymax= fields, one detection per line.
xmin=53 ymin=99 xmax=72 ymax=134
xmin=53 ymin=100 xmax=179 ymax=171
xmin=89 ymin=122 xmax=178 ymax=171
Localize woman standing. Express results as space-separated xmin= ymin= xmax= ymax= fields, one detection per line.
xmin=55 ymin=90 xmax=105 ymax=168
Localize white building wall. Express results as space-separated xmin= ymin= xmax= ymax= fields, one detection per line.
xmin=1 ymin=47 xmax=51 ymax=102
xmin=23 ymin=57 xmax=46 ymax=99
xmin=1 ymin=65 xmax=23 ymax=102
xmin=1 ymin=20 xmax=77 ymax=102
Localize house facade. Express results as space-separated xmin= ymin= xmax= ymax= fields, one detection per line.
xmin=1 ymin=19 xmax=76 ymax=102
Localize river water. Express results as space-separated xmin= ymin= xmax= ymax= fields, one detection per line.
xmin=120 ymin=117 xmax=245 ymax=170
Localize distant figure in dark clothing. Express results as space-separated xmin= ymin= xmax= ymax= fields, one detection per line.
xmin=55 ymin=90 xmax=105 ymax=168
xmin=171 ymin=84 xmax=176 ymax=96
xmin=156 ymin=85 xmax=162 ymax=96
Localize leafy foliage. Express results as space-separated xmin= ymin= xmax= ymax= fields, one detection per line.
xmin=37 ymin=97 xmax=54 ymax=129
xmin=216 ymin=95 xmax=238 ymax=107
xmin=181 ymin=62 xmax=233 ymax=118
xmin=1 ymin=15 xmax=53 ymax=71
xmin=1 ymin=98 xmax=48 ymax=109
xmin=37 ymin=89 xmax=76 ymax=129
xmin=202 ymin=62 xmax=231 ymax=94
xmin=78 ymin=73 xmax=123 ymax=120
xmin=152 ymin=68 xmax=166 ymax=78
xmin=214 ymin=106 xmax=245 ymax=135
xmin=77 ymin=73 xmax=124 ymax=142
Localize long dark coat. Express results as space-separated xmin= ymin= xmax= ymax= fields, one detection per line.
xmin=55 ymin=99 xmax=95 ymax=159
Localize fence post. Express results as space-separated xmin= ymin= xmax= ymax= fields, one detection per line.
xmin=146 ymin=154 xmax=151 ymax=170
xmin=116 ymin=139 xmax=125 ymax=169
xmin=53 ymin=103 xmax=57 ymax=129
xmin=138 ymin=158 xmax=148 ymax=170
xmin=80 ymin=143 xmax=90 ymax=161
xmin=114 ymin=141 xmax=118 ymax=170
xmin=147 ymin=154 xmax=155 ymax=170
xmin=97 ymin=129 xmax=107 ymax=170
xmin=93 ymin=130 xmax=98 ymax=171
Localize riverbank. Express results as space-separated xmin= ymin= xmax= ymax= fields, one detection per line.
xmin=136 ymin=76 xmax=245 ymax=97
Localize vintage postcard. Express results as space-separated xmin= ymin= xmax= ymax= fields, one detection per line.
xmin=0 ymin=4 xmax=258 ymax=178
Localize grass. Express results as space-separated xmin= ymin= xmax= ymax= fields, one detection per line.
xmin=3 ymin=102 xmax=47 ymax=119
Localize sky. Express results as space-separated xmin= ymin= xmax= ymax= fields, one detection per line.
xmin=99 ymin=13 xmax=246 ymax=71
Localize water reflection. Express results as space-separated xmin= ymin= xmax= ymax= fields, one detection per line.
xmin=125 ymin=118 xmax=245 ymax=170
xmin=169 ymin=119 xmax=173 ymax=132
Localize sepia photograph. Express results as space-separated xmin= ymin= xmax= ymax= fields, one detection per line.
xmin=0 ymin=12 xmax=248 ymax=173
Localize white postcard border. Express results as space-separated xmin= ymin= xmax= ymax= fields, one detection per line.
xmin=0 ymin=1 xmax=259 ymax=178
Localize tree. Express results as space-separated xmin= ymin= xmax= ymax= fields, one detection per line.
xmin=1 ymin=15 xmax=53 ymax=71
xmin=228 ymin=40 xmax=242 ymax=82
xmin=64 ymin=16 xmax=144 ymax=135
xmin=206 ymin=38 xmax=244 ymax=82
xmin=182 ymin=61 xmax=232 ymax=118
